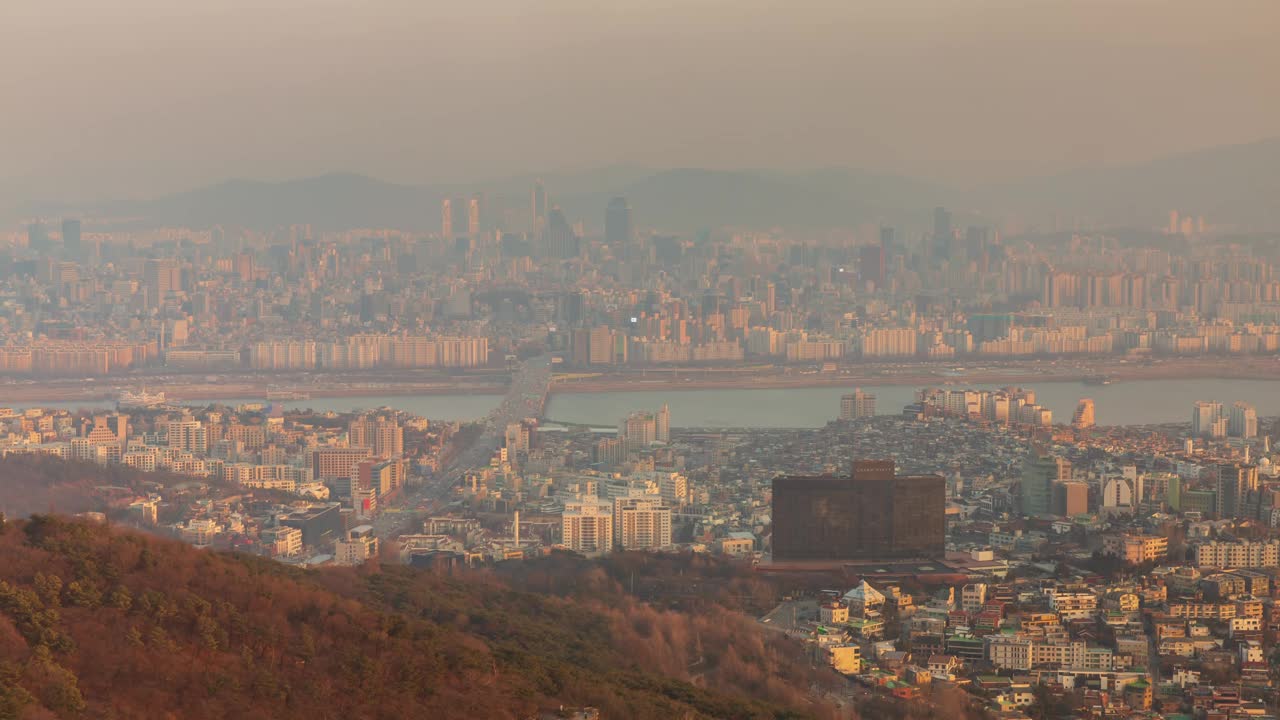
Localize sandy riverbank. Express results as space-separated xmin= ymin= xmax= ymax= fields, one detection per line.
xmin=2 ymin=356 xmax=1277 ymax=405
xmin=0 ymin=380 xmax=508 ymax=404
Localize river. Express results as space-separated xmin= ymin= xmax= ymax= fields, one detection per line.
xmin=543 ymin=378 xmax=1280 ymax=428
xmin=10 ymin=378 xmax=1280 ymax=428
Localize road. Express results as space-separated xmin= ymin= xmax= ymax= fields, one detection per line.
xmin=372 ymin=355 xmax=553 ymax=540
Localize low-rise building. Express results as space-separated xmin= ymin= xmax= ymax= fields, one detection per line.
xmin=334 ymin=525 xmax=379 ymax=566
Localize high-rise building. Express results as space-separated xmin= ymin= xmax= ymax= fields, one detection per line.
xmin=561 ymin=500 xmax=613 ymax=554
xmin=1022 ymin=446 xmax=1068 ymax=517
xmin=543 ymin=207 xmax=579 ymax=258
xmin=657 ymin=472 xmax=687 ymax=506
xmin=312 ymin=447 xmax=373 ymax=481
xmin=1192 ymin=401 xmax=1224 ymax=438
xmin=1054 ymin=481 xmax=1089 ymax=517
xmin=558 ymin=291 xmax=584 ymax=328
xmin=932 ymin=207 xmax=952 ymax=258
xmin=167 ymin=418 xmax=208 ymax=454
xmin=967 ymin=314 xmax=1014 ymax=343
xmin=442 ymin=197 xmax=468 ymax=238
xmin=531 ymin=180 xmax=548 ymax=232
xmin=1229 ymin=402 xmax=1258 ymax=439
xmin=858 ymin=244 xmax=885 ymax=288
xmin=1071 ymin=399 xmax=1096 ymax=429
xmin=350 ymin=415 xmax=404 ymax=458
xmin=839 ymin=388 xmax=877 ymax=421
xmin=964 ymin=225 xmax=990 ymax=258
xmin=61 ymin=219 xmax=81 ymax=253
xmin=655 ymin=404 xmax=670 ymax=443
xmin=771 ymin=460 xmax=944 ymax=561
xmin=879 ymin=226 xmax=895 ymax=249
xmin=348 ymin=416 xmax=372 ymax=449
xmin=355 ymin=459 xmax=403 ymax=496
xmin=621 ymin=411 xmax=657 ymax=450
xmin=144 ymin=258 xmax=180 ymax=308
xmin=374 ymin=417 xmax=403 ymax=459
xmin=605 ymin=196 xmax=632 ymax=247
xmin=588 ymin=325 xmax=616 ymax=365
xmin=1216 ymin=463 xmax=1259 ymax=519
xmin=614 ymin=497 xmax=672 ymax=550
xmin=468 ymin=194 xmax=483 ymax=236
xmin=26 ymin=222 xmax=49 ymax=252
xmin=85 ymin=414 xmax=128 ymax=446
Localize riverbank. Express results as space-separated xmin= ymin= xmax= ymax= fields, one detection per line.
xmin=2 ymin=355 xmax=1277 ymax=406
xmin=0 ymin=379 xmax=508 ymax=404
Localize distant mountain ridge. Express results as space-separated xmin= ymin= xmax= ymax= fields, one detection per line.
xmin=985 ymin=137 xmax=1280 ymax=229
xmin=113 ymin=172 xmax=432 ymax=231
xmin=20 ymin=137 xmax=1280 ymax=233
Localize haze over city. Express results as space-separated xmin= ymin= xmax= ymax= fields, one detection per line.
xmin=5 ymin=0 xmax=1279 ymax=207
xmin=4 ymin=2 xmax=1280 ymax=719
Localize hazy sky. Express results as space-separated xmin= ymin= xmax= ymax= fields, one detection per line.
xmin=3 ymin=0 xmax=1277 ymax=203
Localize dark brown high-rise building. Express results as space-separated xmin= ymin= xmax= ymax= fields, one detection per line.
xmin=771 ymin=460 xmax=944 ymax=561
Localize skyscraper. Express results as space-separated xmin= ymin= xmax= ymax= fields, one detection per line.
xmin=964 ymin=225 xmax=990 ymax=258
xmin=771 ymin=460 xmax=944 ymax=561
xmin=932 ymin=207 xmax=952 ymax=258
xmin=1021 ymin=446 xmax=1068 ymax=516
xmin=879 ymin=226 xmax=895 ymax=249
xmin=531 ymin=180 xmax=548 ymax=233
xmin=605 ymin=196 xmax=632 ymax=246
xmin=144 ymin=258 xmax=180 ymax=309
xmin=858 ymin=244 xmax=885 ymax=288
xmin=543 ymin=207 xmax=579 ymax=259
xmin=27 ymin=222 xmax=49 ymax=252
xmin=442 ymin=197 xmax=467 ymax=238
xmin=61 ymin=219 xmax=81 ymax=253
xmin=468 ymin=194 xmax=483 ymax=236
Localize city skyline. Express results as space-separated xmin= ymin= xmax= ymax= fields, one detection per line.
xmin=5 ymin=2 xmax=1280 ymax=717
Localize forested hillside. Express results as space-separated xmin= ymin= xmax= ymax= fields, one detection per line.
xmin=0 ymin=515 xmax=843 ymax=719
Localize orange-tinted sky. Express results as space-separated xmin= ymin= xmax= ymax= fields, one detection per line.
xmin=3 ymin=0 xmax=1277 ymax=201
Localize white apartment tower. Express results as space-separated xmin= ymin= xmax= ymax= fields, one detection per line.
xmin=561 ymin=500 xmax=614 ymax=554
xmin=614 ymin=497 xmax=672 ymax=551
xmin=167 ymin=418 xmax=208 ymax=454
